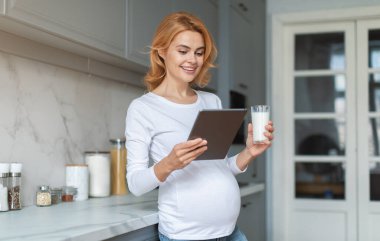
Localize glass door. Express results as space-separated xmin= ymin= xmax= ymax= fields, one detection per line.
xmin=285 ymin=22 xmax=357 ymax=241
xmin=357 ymin=19 xmax=380 ymax=241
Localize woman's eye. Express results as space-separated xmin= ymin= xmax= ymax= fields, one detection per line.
xmin=179 ymin=50 xmax=187 ymax=55
xmin=196 ymin=52 xmax=204 ymax=57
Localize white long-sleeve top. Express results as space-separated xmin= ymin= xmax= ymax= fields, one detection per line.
xmin=125 ymin=90 xmax=245 ymax=240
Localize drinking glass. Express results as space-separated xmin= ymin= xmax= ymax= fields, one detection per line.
xmin=251 ymin=105 xmax=270 ymax=144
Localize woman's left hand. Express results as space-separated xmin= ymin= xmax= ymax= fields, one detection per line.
xmin=245 ymin=121 xmax=274 ymax=159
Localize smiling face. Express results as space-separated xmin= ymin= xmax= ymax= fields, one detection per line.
xmin=160 ymin=30 xmax=205 ymax=85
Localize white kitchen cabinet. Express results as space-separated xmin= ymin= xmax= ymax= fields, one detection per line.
xmin=171 ymin=0 xmax=218 ymax=45
xmin=125 ymin=0 xmax=172 ymax=67
xmin=0 ymin=0 xmax=5 ymax=14
xmin=170 ymin=0 xmax=218 ymax=91
xmin=237 ymin=192 xmax=266 ymax=241
xmin=106 ymin=224 xmax=159 ymax=241
xmin=230 ymin=6 xmax=254 ymax=96
xmin=4 ymin=0 xmax=126 ymax=57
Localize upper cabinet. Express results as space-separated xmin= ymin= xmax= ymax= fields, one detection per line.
xmin=170 ymin=0 xmax=218 ymax=91
xmin=125 ymin=0 xmax=171 ymax=67
xmin=230 ymin=2 xmax=254 ymax=96
xmin=4 ymin=0 xmax=126 ymax=57
xmin=0 ymin=0 xmax=220 ymax=89
xmin=0 ymin=0 xmax=5 ymax=14
xmin=171 ymin=0 xmax=218 ymax=45
xmin=125 ymin=0 xmax=218 ymax=69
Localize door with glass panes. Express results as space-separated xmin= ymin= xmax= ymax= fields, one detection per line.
xmin=281 ymin=19 xmax=380 ymax=241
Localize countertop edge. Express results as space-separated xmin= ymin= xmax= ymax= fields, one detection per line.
xmin=0 ymin=182 xmax=265 ymax=241
xmin=74 ymin=182 xmax=265 ymax=240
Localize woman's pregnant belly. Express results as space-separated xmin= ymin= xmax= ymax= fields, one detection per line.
xmin=159 ymin=160 xmax=241 ymax=231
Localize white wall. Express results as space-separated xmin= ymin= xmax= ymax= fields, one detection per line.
xmin=0 ymin=49 xmax=144 ymax=207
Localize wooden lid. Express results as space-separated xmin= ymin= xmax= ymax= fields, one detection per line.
xmin=65 ymin=164 xmax=88 ymax=167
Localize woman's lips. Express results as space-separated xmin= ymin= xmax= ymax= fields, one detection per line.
xmin=181 ymin=66 xmax=197 ymax=74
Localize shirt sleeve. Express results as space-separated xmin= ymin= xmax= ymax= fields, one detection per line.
xmin=125 ymin=101 xmax=162 ymax=196
xmin=226 ymin=154 xmax=247 ymax=175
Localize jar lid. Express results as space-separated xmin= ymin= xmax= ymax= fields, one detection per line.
xmin=65 ymin=164 xmax=88 ymax=167
xmin=0 ymin=163 xmax=10 ymax=174
xmin=110 ymin=138 xmax=126 ymax=144
xmin=61 ymin=186 xmax=77 ymax=194
xmin=10 ymin=163 xmax=22 ymax=173
xmin=39 ymin=185 xmax=50 ymax=191
xmin=51 ymin=187 xmax=62 ymax=194
xmin=84 ymin=151 xmax=109 ymax=155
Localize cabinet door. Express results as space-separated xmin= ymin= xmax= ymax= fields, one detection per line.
xmin=237 ymin=193 xmax=266 ymax=241
xmin=171 ymin=0 xmax=218 ymax=91
xmin=0 ymin=0 xmax=5 ymax=14
xmin=5 ymin=0 xmax=125 ymax=57
xmin=106 ymin=224 xmax=159 ymax=241
xmin=125 ymin=0 xmax=171 ymax=67
xmin=171 ymin=0 xmax=218 ymax=45
xmin=230 ymin=8 xmax=253 ymax=95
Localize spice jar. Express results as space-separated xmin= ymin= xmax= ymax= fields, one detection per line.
xmin=110 ymin=138 xmax=127 ymax=195
xmin=61 ymin=186 xmax=77 ymax=202
xmin=8 ymin=163 xmax=22 ymax=210
xmin=51 ymin=188 xmax=62 ymax=204
xmin=36 ymin=185 xmax=51 ymax=207
xmin=0 ymin=163 xmax=9 ymax=212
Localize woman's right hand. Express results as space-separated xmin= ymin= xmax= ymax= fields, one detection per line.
xmin=154 ymin=138 xmax=207 ymax=182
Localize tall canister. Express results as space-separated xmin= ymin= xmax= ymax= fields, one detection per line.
xmin=65 ymin=164 xmax=89 ymax=201
xmin=85 ymin=152 xmax=110 ymax=197
xmin=110 ymin=138 xmax=127 ymax=195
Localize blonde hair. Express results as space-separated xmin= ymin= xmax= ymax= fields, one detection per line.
xmin=144 ymin=12 xmax=217 ymax=91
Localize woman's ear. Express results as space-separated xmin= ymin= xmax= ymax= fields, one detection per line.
xmin=158 ymin=49 xmax=166 ymax=60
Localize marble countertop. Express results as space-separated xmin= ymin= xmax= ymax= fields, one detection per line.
xmin=0 ymin=182 xmax=264 ymax=241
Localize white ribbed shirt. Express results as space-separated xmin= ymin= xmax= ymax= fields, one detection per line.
xmin=125 ymin=90 xmax=245 ymax=240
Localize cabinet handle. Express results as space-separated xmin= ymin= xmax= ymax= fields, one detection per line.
xmin=238 ymin=3 xmax=248 ymax=12
xmin=239 ymin=83 xmax=248 ymax=89
xmin=241 ymin=201 xmax=252 ymax=208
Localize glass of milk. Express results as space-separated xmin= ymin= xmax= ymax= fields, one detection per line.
xmin=251 ymin=105 xmax=270 ymax=144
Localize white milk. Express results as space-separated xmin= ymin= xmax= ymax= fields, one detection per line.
xmin=251 ymin=112 xmax=269 ymax=143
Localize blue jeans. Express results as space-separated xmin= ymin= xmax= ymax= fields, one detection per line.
xmin=158 ymin=226 xmax=248 ymax=241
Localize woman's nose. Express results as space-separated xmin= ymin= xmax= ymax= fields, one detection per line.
xmin=187 ymin=54 xmax=197 ymax=63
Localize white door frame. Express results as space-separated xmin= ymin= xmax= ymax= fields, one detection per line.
xmin=268 ymin=5 xmax=380 ymax=241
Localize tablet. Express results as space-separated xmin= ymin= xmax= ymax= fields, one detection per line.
xmin=187 ymin=109 xmax=247 ymax=160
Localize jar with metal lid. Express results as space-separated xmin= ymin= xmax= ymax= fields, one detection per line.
xmin=9 ymin=163 xmax=22 ymax=210
xmin=36 ymin=185 xmax=51 ymax=207
xmin=50 ymin=187 xmax=62 ymax=204
xmin=61 ymin=186 xmax=77 ymax=202
xmin=110 ymin=139 xmax=127 ymax=195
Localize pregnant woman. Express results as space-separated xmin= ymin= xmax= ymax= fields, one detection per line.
xmin=125 ymin=11 xmax=274 ymax=241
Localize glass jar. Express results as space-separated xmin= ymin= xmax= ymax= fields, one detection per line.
xmin=9 ymin=163 xmax=22 ymax=210
xmin=110 ymin=139 xmax=127 ymax=195
xmin=61 ymin=186 xmax=77 ymax=202
xmin=50 ymin=188 xmax=62 ymax=204
xmin=36 ymin=185 xmax=51 ymax=207
xmin=0 ymin=163 xmax=9 ymax=212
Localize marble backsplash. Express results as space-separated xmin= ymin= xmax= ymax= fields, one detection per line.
xmin=0 ymin=51 xmax=144 ymax=206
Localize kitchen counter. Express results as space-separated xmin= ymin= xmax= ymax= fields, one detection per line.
xmin=0 ymin=182 xmax=264 ymax=241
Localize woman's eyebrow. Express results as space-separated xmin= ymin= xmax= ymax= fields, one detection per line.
xmin=176 ymin=45 xmax=205 ymax=51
